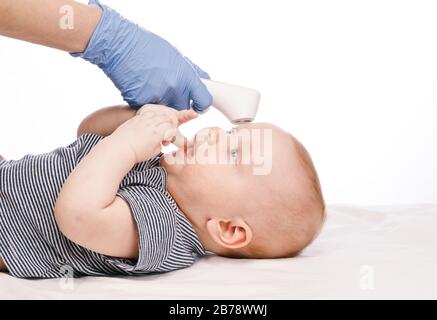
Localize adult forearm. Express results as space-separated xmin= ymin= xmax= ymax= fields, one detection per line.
xmin=0 ymin=0 xmax=101 ymax=52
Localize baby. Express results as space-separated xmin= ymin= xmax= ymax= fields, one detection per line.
xmin=0 ymin=104 xmax=325 ymax=278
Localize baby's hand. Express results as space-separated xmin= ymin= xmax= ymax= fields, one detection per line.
xmin=112 ymin=104 xmax=198 ymax=163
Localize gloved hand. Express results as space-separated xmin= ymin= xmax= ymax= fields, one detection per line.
xmin=71 ymin=0 xmax=212 ymax=112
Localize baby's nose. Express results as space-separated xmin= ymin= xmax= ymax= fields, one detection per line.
xmin=207 ymin=127 xmax=220 ymax=145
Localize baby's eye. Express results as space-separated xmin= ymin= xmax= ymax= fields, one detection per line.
xmin=231 ymin=148 xmax=239 ymax=163
xmin=226 ymin=127 xmax=239 ymax=164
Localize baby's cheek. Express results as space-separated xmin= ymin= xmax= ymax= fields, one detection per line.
xmin=189 ymin=164 xmax=223 ymax=186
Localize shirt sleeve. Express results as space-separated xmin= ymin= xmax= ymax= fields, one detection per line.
xmin=72 ymin=133 xmax=163 ymax=171
xmin=70 ymin=133 xmax=172 ymax=272
xmin=104 ymin=167 xmax=177 ymax=273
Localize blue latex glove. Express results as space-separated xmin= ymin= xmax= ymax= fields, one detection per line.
xmin=71 ymin=0 xmax=212 ymax=112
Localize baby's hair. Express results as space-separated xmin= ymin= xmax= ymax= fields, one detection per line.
xmin=293 ymin=136 xmax=326 ymax=223
xmin=231 ymin=131 xmax=326 ymax=259
xmin=292 ymin=136 xmax=326 ymax=244
xmin=265 ymin=134 xmax=326 ymax=258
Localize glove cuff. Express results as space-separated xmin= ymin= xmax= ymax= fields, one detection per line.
xmin=70 ymin=0 xmax=137 ymax=73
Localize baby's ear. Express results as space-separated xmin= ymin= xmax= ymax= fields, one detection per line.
xmin=206 ymin=217 xmax=253 ymax=249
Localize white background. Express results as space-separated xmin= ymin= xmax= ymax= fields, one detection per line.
xmin=0 ymin=0 xmax=436 ymax=205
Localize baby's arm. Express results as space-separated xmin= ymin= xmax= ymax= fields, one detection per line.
xmin=55 ymin=106 xmax=197 ymax=259
xmin=77 ymin=105 xmax=136 ymax=138
xmin=57 ymin=129 xmax=140 ymax=258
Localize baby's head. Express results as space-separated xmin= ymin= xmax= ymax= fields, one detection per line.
xmin=161 ymin=123 xmax=325 ymax=259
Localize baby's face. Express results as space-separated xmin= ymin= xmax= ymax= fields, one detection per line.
xmin=162 ymin=123 xmax=275 ymax=198
xmin=161 ymin=123 xmax=323 ymax=258
xmin=161 ymin=123 xmax=287 ymax=223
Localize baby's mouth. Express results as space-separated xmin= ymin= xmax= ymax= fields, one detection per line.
xmin=170 ymin=137 xmax=194 ymax=158
xmin=183 ymin=144 xmax=194 ymax=157
xmin=184 ymin=134 xmax=196 ymax=157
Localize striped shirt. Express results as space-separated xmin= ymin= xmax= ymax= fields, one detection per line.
xmin=0 ymin=133 xmax=205 ymax=279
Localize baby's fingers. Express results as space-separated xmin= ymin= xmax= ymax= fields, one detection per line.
xmin=161 ymin=128 xmax=190 ymax=148
xmin=176 ymin=110 xmax=198 ymax=125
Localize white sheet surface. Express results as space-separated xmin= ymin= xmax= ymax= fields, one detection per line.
xmin=1 ymin=204 xmax=436 ymax=299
